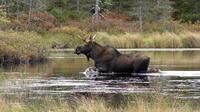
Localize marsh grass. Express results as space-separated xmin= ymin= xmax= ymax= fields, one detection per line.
xmin=43 ymin=26 xmax=200 ymax=49
xmin=0 ymin=93 xmax=198 ymax=112
xmin=0 ymin=31 xmax=48 ymax=65
xmin=46 ymin=26 xmax=87 ymax=48
xmin=45 ymin=32 xmax=83 ymax=48
xmin=95 ymin=31 xmax=200 ymax=48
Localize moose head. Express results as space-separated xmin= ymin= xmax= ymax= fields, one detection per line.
xmin=74 ymin=35 xmax=96 ymax=61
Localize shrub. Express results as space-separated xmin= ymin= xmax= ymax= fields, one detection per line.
xmin=180 ymin=14 xmax=200 ymax=23
xmin=51 ymin=8 xmax=68 ymax=23
xmin=67 ymin=10 xmax=89 ymax=20
xmin=0 ymin=6 xmax=10 ymax=28
xmin=0 ymin=31 xmax=48 ymax=65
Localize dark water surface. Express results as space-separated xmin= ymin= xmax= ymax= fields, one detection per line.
xmin=0 ymin=50 xmax=200 ymax=100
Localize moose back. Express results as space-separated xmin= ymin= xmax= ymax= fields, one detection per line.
xmin=75 ymin=37 xmax=150 ymax=74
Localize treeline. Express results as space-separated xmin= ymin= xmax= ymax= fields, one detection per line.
xmin=1 ymin=0 xmax=200 ymax=24
xmin=110 ymin=0 xmax=200 ymax=23
xmin=171 ymin=0 xmax=200 ymax=23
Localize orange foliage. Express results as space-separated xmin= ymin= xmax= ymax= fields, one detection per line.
xmin=10 ymin=12 xmax=58 ymax=30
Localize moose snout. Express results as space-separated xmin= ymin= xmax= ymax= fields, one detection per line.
xmin=74 ymin=46 xmax=82 ymax=55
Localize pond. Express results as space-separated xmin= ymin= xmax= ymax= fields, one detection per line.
xmin=0 ymin=50 xmax=200 ymax=100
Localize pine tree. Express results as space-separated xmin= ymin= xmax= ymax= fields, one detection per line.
xmin=172 ymin=0 xmax=200 ymax=23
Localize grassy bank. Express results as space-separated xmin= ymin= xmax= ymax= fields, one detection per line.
xmin=0 ymin=94 xmax=198 ymax=112
xmin=0 ymin=31 xmax=48 ymax=65
xmin=0 ymin=29 xmax=200 ymax=66
xmin=95 ymin=31 xmax=200 ymax=48
xmin=46 ymin=26 xmax=200 ymax=48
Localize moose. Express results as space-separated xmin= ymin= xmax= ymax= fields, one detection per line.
xmin=75 ymin=35 xmax=150 ymax=76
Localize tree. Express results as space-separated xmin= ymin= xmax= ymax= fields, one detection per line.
xmin=171 ymin=0 xmax=200 ymax=23
xmin=110 ymin=0 xmax=172 ymax=31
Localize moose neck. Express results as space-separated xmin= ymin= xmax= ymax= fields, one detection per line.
xmin=89 ymin=42 xmax=105 ymax=60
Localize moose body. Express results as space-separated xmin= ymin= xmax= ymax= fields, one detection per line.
xmin=75 ymin=40 xmax=150 ymax=74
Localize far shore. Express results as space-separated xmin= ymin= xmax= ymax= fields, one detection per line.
xmin=50 ymin=48 xmax=200 ymax=52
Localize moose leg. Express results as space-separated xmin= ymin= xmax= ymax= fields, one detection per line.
xmin=134 ymin=57 xmax=150 ymax=81
xmin=136 ymin=57 xmax=150 ymax=73
xmin=95 ymin=63 xmax=108 ymax=73
xmin=98 ymin=67 xmax=108 ymax=73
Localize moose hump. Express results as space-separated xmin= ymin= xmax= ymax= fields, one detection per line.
xmin=75 ymin=35 xmax=150 ymax=74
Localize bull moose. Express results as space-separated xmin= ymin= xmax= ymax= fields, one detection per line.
xmin=75 ymin=35 xmax=150 ymax=75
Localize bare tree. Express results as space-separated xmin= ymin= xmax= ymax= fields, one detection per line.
xmin=92 ymin=0 xmax=100 ymax=31
xmin=77 ymin=0 xmax=80 ymax=11
xmin=28 ymin=0 xmax=32 ymax=29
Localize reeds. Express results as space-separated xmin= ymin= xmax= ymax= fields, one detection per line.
xmin=45 ymin=25 xmax=200 ymax=48
xmin=95 ymin=31 xmax=200 ymax=48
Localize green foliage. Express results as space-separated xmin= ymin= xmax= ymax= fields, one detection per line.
xmin=50 ymin=7 xmax=89 ymax=23
xmin=53 ymin=0 xmax=69 ymax=8
xmin=1 ymin=0 xmax=200 ymax=24
xmin=50 ymin=8 xmax=68 ymax=23
xmin=67 ymin=10 xmax=89 ymax=20
xmin=180 ymin=14 xmax=200 ymax=23
xmin=102 ymin=0 xmax=112 ymax=5
xmin=172 ymin=0 xmax=200 ymax=23
xmin=111 ymin=0 xmax=172 ymax=22
xmin=0 ymin=7 xmax=10 ymax=25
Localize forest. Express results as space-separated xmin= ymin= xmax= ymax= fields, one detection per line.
xmin=0 ymin=0 xmax=200 ymax=30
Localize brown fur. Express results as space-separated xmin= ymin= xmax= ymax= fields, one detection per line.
xmin=75 ymin=41 xmax=150 ymax=74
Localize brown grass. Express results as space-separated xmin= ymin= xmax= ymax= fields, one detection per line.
xmin=0 ymin=93 xmax=198 ymax=112
xmin=95 ymin=31 xmax=200 ymax=48
xmin=0 ymin=31 xmax=48 ymax=65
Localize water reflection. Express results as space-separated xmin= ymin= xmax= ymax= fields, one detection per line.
xmin=0 ymin=51 xmax=200 ymax=99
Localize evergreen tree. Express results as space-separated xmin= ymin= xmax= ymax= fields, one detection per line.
xmin=172 ymin=0 xmax=200 ymax=23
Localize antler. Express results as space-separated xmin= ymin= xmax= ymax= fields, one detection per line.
xmin=85 ymin=34 xmax=96 ymax=43
xmin=78 ymin=34 xmax=96 ymax=43
xmin=90 ymin=34 xmax=96 ymax=41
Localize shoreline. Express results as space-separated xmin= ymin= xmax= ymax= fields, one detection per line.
xmin=50 ymin=48 xmax=200 ymax=52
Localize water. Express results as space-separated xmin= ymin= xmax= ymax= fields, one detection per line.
xmin=0 ymin=50 xmax=200 ymax=100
